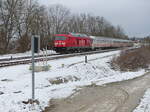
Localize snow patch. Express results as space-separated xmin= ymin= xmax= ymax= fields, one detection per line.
xmin=0 ymin=50 xmax=147 ymax=112
xmin=133 ymin=89 xmax=150 ymax=112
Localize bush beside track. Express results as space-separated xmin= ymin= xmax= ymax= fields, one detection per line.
xmin=111 ymin=46 xmax=150 ymax=71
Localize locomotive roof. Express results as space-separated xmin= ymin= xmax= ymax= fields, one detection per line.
xmin=55 ymin=33 xmax=91 ymax=38
xmin=69 ymin=33 xmax=88 ymax=37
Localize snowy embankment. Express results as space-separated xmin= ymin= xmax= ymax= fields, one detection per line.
xmin=0 ymin=50 xmax=147 ymax=112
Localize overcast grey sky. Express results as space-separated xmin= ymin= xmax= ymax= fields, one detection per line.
xmin=39 ymin=0 xmax=150 ymax=37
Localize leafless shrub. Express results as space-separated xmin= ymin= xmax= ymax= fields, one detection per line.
xmin=16 ymin=34 xmax=30 ymax=53
xmin=111 ymin=46 xmax=150 ymax=71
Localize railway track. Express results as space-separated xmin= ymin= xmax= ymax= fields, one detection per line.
xmin=0 ymin=53 xmax=59 ymax=62
xmin=0 ymin=47 xmax=134 ymax=68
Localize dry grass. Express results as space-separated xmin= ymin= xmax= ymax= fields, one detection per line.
xmin=111 ymin=46 xmax=150 ymax=71
xmin=49 ymin=76 xmax=80 ymax=85
xmin=1 ymin=79 xmax=13 ymax=82
xmin=22 ymin=99 xmax=40 ymax=105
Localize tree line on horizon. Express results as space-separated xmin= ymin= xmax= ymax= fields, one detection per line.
xmin=0 ymin=0 xmax=128 ymax=54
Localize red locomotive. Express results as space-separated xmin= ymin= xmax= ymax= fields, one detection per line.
xmin=54 ymin=33 xmax=93 ymax=53
xmin=53 ymin=33 xmax=133 ymax=53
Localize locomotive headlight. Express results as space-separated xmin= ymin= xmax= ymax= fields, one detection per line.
xmin=55 ymin=42 xmax=66 ymax=46
xmin=62 ymin=42 xmax=66 ymax=45
xmin=55 ymin=43 xmax=58 ymax=45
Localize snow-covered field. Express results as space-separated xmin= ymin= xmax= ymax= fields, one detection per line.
xmin=0 ymin=50 xmax=148 ymax=112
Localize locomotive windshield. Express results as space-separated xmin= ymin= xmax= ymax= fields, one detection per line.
xmin=55 ymin=36 xmax=66 ymax=40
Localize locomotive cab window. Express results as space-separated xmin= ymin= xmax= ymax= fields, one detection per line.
xmin=76 ymin=39 xmax=79 ymax=45
xmin=55 ymin=36 xmax=67 ymax=40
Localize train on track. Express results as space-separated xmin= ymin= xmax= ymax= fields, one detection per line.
xmin=53 ymin=33 xmax=133 ymax=53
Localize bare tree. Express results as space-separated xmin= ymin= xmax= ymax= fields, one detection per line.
xmin=0 ymin=0 xmax=21 ymax=53
xmin=48 ymin=4 xmax=70 ymax=34
xmin=0 ymin=2 xmax=128 ymax=54
xmin=15 ymin=0 xmax=36 ymax=52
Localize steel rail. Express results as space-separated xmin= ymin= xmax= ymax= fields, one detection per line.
xmin=0 ymin=47 xmax=135 ymax=68
xmin=0 ymin=53 xmax=59 ymax=62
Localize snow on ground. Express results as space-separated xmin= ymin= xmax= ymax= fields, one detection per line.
xmin=0 ymin=50 xmax=147 ymax=112
xmin=0 ymin=50 xmax=56 ymax=59
xmin=133 ymin=89 xmax=150 ymax=112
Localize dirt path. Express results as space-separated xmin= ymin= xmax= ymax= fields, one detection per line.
xmin=44 ymin=72 xmax=150 ymax=112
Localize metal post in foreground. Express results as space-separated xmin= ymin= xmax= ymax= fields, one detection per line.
xmin=85 ymin=56 xmax=87 ymax=63
xmin=31 ymin=36 xmax=35 ymax=100
xmin=46 ymin=46 xmax=48 ymax=65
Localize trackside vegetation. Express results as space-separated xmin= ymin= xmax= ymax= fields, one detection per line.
xmin=111 ymin=46 xmax=150 ymax=71
xmin=0 ymin=1 xmax=127 ymax=54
